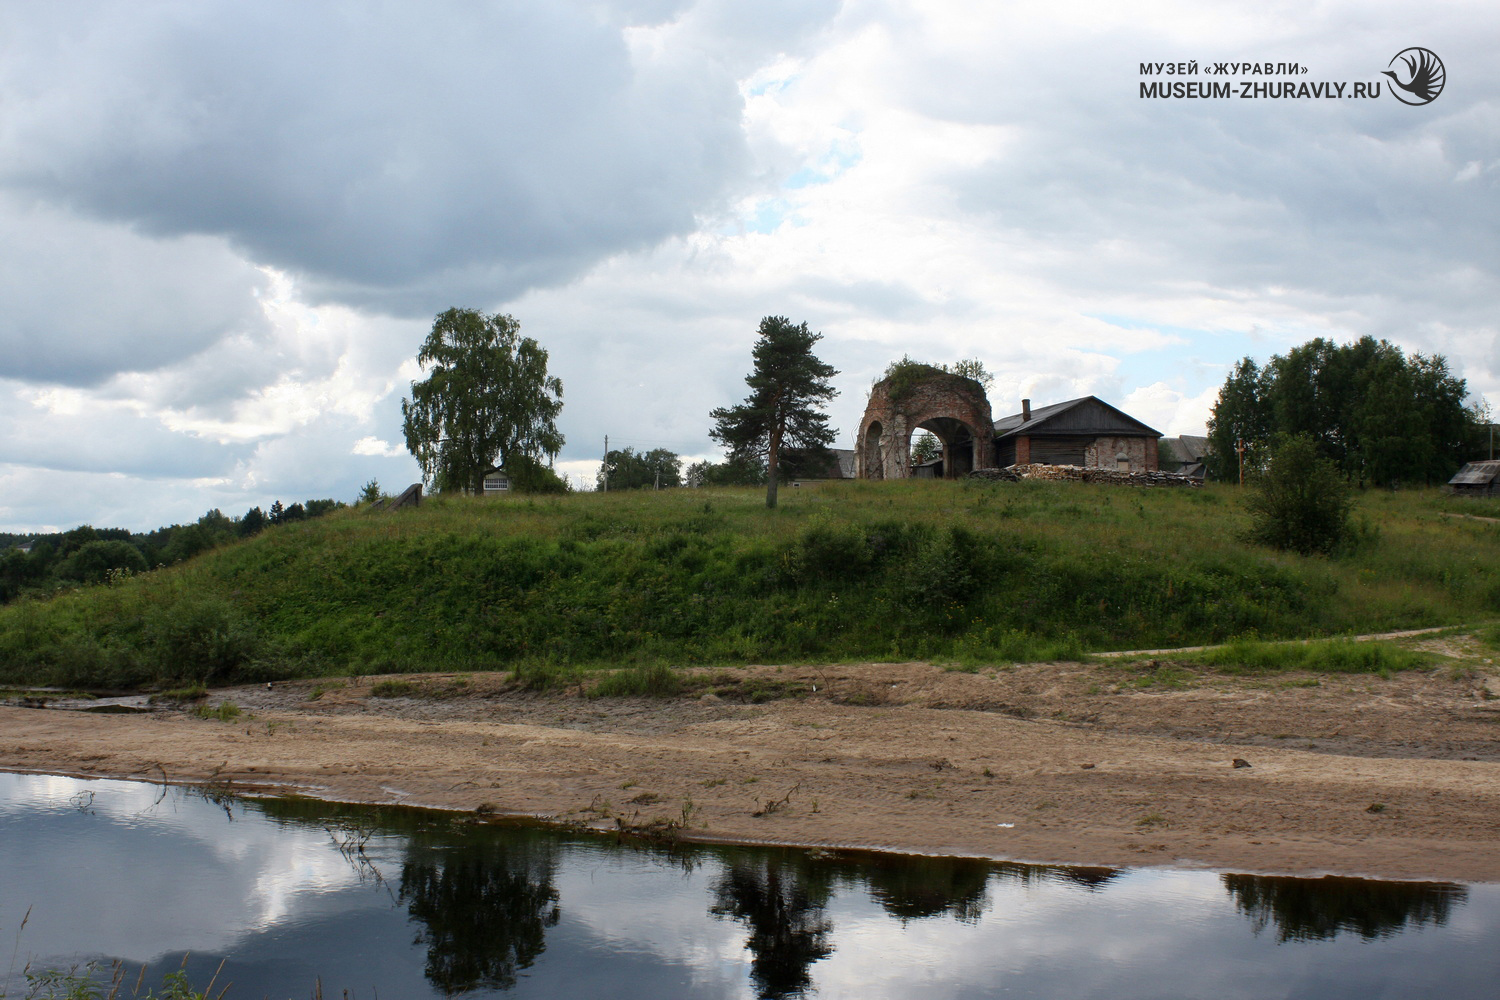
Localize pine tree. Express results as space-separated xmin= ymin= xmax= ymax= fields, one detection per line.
xmin=709 ymin=317 xmax=839 ymax=509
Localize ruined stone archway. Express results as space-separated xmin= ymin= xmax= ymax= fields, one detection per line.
xmin=856 ymin=366 xmax=995 ymax=480
xmin=861 ymin=419 xmax=886 ymax=480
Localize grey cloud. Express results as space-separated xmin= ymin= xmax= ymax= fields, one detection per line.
xmin=894 ymin=12 xmax=1500 ymax=358
xmin=1 ymin=1 xmax=838 ymax=317
xmin=0 ymin=197 xmax=270 ymax=386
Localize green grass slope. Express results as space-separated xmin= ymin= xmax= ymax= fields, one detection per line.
xmin=2 ymin=480 xmax=1496 ymax=690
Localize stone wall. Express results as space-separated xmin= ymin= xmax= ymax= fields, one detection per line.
xmin=1083 ymin=435 xmax=1159 ymax=472
xmin=969 ymin=464 xmax=1199 ymax=488
xmin=857 ymin=371 xmax=995 ymax=479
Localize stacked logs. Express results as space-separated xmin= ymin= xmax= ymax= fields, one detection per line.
xmin=968 ymin=464 xmax=1201 ymax=488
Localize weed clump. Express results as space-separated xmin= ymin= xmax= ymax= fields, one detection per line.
xmin=1188 ymin=638 xmax=1429 ymax=676
xmin=591 ymin=663 xmax=682 ymax=698
xmin=193 ymin=700 xmax=244 ymax=722
xmin=371 ymin=679 xmax=416 ymax=698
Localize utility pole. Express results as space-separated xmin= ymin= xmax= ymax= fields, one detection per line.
xmin=1236 ymin=437 xmax=1246 ymax=486
xmin=654 ymin=467 xmax=661 ymax=491
xmin=603 ymin=435 xmax=609 ymax=492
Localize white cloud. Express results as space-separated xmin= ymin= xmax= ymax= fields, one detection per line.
xmin=1 ymin=0 xmax=1497 ymax=529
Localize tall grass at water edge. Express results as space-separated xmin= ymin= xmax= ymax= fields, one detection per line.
xmin=0 ymin=480 xmax=1496 ymax=689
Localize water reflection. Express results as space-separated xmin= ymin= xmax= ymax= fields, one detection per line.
xmin=399 ymin=832 xmax=561 ymax=993
xmin=710 ymin=856 xmax=833 ymax=999
xmin=863 ymin=855 xmax=992 ymax=923
xmin=1222 ymin=873 xmax=1467 ymax=943
xmin=2 ymin=774 xmax=1495 ymax=1000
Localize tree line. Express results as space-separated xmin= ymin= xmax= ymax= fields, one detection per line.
xmin=1207 ymin=336 xmax=1487 ymax=486
xmin=0 ymin=497 xmax=345 ymax=604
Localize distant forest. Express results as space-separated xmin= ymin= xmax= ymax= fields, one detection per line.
xmin=0 ymin=498 xmax=344 ymax=604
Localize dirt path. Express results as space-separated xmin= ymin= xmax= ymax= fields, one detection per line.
xmin=4 ymin=653 xmax=1499 ymax=883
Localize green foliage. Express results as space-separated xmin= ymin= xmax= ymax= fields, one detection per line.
xmin=17 ymin=963 xmax=215 ymax=999
xmin=1206 ymin=357 xmax=1270 ymax=482
xmin=359 ymin=478 xmax=385 ymax=505
xmin=3 ymin=503 xmax=347 ymax=607
xmin=910 ymin=431 xmax=941 ymax=466
xmin=685 ymin=455 xmax=766 ymax=487
xmin=1207 ymin=337 xmax=1476 ymax=485
xmin=598 ymin=447 xmax=682 ymax=490
xmin=193 ymin=699 xmax=243 ymax=721
xmin=511 ymin=661 xmax=580 ymax=692
xmin=879 ymin=356 xmax=947 ymax=403
xmin=1245 ymin=435 xmax=1355 ymax=555
xmin=505 ymin=454 xmax=571 ymax=494
xmin=238 ymin=506 xmax=267 ymax=536
xmin=401 ymin=308 xmax=564 ymax=494
xmin=878 ymin=356 xmax=994 ymax=404
xmin=709 ymin=316 xmax=838 ymax=508
xmin=591 ymin=663 xmax=682 ymax=698
xmin=372 ymin=679 xmax=417 ymax=697
xmin=0 ymin=481 xmax=1495 ymax=689
xmin=143 ymin=595 xmax=273 ymax=685
xmin=1187 ymin=639 xmax=1430 ymax=675
xmin=58 ymin=540 xmax=148 ymax=584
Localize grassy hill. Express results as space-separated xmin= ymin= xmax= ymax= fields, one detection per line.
xmin=1 ymin=479 xmax=1497 ymax=690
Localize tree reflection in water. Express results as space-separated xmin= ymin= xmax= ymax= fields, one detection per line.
xmin=1223 ymin=874 xmax=1467 ymax=943
xmin=864 ymin=855 xmax=992 ymax=923
xmin=711 ymin=855 xmax=834 ymax=1000
xmin=399 ymin=834 xmax=561 ymax=994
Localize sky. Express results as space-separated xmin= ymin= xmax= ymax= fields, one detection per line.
xmin=1 ymin=0 xmax=1496 ymax=532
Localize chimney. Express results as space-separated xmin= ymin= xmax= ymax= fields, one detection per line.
xmin=1021 ymin=398 xmax=1031 ymax=422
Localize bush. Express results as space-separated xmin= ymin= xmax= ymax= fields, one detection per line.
xmin=1245 ymin=435 xmax=1354 ymax=555
xmin=142 ymin=596 xmax=271 ymax=686
xmin=59 ymin=540 xmax=148 ymax=584
xmin=507 ymin=454 xmax=571 ymax=494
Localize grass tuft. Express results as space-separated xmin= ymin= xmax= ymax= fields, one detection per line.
xmin=193 ymin=700 xmax=243 ymax=722
xmin=591 ymin=663 xmax=682 ymax=698
xmin=1186 ymin=638 xmax=1430 ymax=676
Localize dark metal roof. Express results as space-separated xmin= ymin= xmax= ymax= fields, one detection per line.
xmin=1449 ymin=460 xmax=1500 ymax=486
xmin=1160 ymin=434 xmax=1210 ymax=464
xmin=993 ymin=396 xmax=1162 ymax=439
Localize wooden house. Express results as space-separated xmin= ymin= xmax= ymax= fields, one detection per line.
xmin=993 ymin=396 xmax=1162 ymax=471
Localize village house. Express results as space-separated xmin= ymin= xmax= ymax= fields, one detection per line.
xmin=853 ymin=364 xmax=1171 ymax=480
xmin=992 ymin=396 xmax=1162 ymax=472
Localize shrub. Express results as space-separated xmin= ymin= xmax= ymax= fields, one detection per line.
xmin=59 ymin=539 xmax=148 ymax=584
xmin=143 ymin=596 xmax=269 ymax=686
xmin=592 ymin=663 xmax=682 ymax=698
xmin=1245 ymin=435 xmax=1354 ymax=555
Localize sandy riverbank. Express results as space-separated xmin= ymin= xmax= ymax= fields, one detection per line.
xmin=4 ymin=656 xmax=1498 ymax=883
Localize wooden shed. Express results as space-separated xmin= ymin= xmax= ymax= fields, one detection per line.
xmin=1446 ymin=460 xmax=1500 ymax=497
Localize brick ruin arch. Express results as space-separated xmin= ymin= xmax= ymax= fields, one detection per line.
xmin=855 ymin=367 xmax=995 ymax=479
